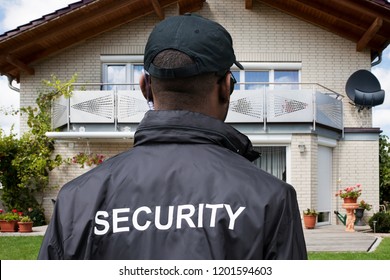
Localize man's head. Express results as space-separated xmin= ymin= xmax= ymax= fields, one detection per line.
xmin=141 ymin=14 xmax=242 ymax=120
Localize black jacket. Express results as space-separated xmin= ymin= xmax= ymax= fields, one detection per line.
xmin=38 ymin=110 xmax=307 ymax=259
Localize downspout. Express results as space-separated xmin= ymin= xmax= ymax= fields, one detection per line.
xmin=371 ymin=52 xmax=382 ymax=67
xmin=6 ymin=74 xmax=20 ymax=92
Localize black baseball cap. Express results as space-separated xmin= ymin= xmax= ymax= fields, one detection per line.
xmin=144 ymin=13 xmax=243 ymax=79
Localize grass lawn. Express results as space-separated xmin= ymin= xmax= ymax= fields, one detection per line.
xmin=0 ymin=236 xmax=44 ymax=260
xmin=0 ymin=236 xmax=389 ymax=260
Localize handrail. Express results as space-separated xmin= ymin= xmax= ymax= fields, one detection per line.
xmin=71 ymin=82 xmax=344 ymax=99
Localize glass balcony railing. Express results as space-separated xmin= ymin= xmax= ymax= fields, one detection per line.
xmin=51 ymin=83 xmax=343 ymax=134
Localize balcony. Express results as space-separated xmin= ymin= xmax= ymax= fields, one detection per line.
xmin=47 ymin=83 xmax=343 ymax=140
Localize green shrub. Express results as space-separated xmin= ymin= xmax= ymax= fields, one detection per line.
xmin=27 ymin=207 xmax=46 ymax=227
xmin=368 ymin=211 xmax=390 ymax=233
xmin=0 ymin=75 xmax=76 ymax=217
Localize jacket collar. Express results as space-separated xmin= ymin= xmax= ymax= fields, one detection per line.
xmin=134 ymin=110 xmax=259 ymax=162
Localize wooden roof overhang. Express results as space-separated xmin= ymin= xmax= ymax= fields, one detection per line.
xmin=249 ymin=0 xmax=390 ymax=59
xmin=0 ymin=0 xmax=389 ymax=83
xmin=0 ymin=0 xmax=205 ymax=82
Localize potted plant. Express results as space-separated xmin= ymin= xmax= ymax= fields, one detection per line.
xmin=355 ymin=200 xmax=372 ymax=226
xmin=358 ymin=200 xmax=372 ymax=211
xmin=0 ymin=209 xmax=20 ymax=232
xmin=303 ymin=208 xmax=318 ymax=229
xmin=18 ymin=216 xmax=33 ymax=233
xmin=335 ymin=183 xmax=362 ymax=203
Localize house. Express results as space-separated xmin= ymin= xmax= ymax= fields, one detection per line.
xmin=0 ymin=0 xmax=389 ymax=225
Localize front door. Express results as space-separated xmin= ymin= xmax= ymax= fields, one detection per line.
xmin=317 ymin=145 xmax=332 ymax=225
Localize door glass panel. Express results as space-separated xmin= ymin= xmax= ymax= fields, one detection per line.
xmin=253 ymin=146 xmax=286 ymax=181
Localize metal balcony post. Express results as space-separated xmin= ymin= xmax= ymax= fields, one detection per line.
xmin=263 ymin=85 xmax=267 ymax=132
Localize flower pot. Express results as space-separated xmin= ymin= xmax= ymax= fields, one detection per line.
xmin=18 ymin=222 xmax=33 ymax=233
xmin=354 ymin=208 xmax=366 ymax=226
xmin=0 ymin=220 xmax=18 ymax=232
xmin=343 ymin=197 xmax=357 ymax=204
xmin=303 ymin=215 xmax=317 ymax=229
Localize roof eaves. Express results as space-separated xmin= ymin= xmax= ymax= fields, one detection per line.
xmin=0 ymin=0 xmax=96 ymax=41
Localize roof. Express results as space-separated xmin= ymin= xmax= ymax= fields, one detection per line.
xmin=0 ymin=0 xmax=205 ymax=82
xmin=0 ymin=0 xmax=389 ymax=82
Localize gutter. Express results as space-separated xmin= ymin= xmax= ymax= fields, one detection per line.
xmin=371 ymin=52 xmax=382 ymax=67
xmin=6 ymin=75 xmax=20 ymax=92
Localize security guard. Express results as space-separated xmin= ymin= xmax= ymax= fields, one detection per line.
xmin=38 ymin=14 xmax=307 ymax=260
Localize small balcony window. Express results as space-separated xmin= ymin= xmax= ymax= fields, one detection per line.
xmin=232 ymin=63 xmax=300 ymax=91
xmin=101 ymin=55 xmax=144 ymax=90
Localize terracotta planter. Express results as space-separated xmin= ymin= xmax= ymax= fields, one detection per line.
xmin=343 ymin=197 xmax=357 ymax=204
xmin=18 ymin=222 xmax=33 ymax=233
xmin=303 ymin=215 xmax=317 ymax=229
xmin=0 ymin=220 xmax=18 ymax=232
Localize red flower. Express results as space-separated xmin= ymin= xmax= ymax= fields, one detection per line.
xmin=12 ymin=209 xmax=17 ymax=213
xmin=0 ymin=209 xmax=3 ymax=214
xmin=18 ymin=212 xmax=23 ymax=216
xmin=335 ymin=184 xmax=362 ymax=199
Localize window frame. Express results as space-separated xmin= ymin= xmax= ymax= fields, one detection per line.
xmin=231 ymin=62 xmax=302 ymax=90
xmin=101 ymin=58 xmax=302 ymax=91
xmin=101 ymin=55 xmax=144 ymax=90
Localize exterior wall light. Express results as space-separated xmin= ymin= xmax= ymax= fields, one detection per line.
xmin=298 ymin=144 xmax=306 ymax=153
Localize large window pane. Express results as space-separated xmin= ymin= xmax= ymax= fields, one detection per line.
xmin=231 ymin=70 xmax=240 ymax=91
xmin=132 ymin=65 xmax=143 ymax=90
xmin=107 ymin=65 xmax=127 ymax=90
xmin=274 ymin=70 xmax=299 ymax=89
xmin=245 ymin=71 xmax=269 ymax=90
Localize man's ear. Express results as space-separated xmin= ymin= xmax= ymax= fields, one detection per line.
xmin=139 ymin=72 xmax=153 ymax=102
xmin=139 ymin=72 xmax=148 ymax=100
xmin=217 ymin=73 xmax=230 ymax=105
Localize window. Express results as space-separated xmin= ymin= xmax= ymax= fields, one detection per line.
xmin=231 ymin=63 xmax=301 ymax=90
xmin=101 ymin=58 xmax=301 ymax=91
xmin=103 ymin=64 xmax=143 ymax=90
xmin=101 ymin=55 xmax=144 ymax=90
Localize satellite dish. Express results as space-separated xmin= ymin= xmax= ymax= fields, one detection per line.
xmin=345 ymin=69 xmax=385 ymax=109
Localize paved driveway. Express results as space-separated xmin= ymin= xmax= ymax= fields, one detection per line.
xmin=304 ymin=225 xmax=380 ymax=252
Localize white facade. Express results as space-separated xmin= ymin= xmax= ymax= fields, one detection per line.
xmin=17 ymin=0 xmax=379 ymax=223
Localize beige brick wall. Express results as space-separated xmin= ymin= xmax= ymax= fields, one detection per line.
xmin=17 ymin=0 xmax=378 ymax=221
xmin=335 ymin=139 xmax=379 ymax=220
xmin=290 ymin=135 xmax=318 ymax=214
xmin=41 ymin=141 xmax=133 ymax=220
